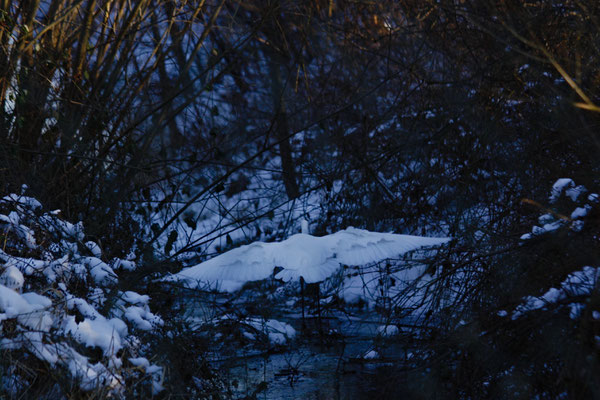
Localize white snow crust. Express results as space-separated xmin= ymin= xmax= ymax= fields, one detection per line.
xmin=168 ymin=227 xmax=449 ymax=290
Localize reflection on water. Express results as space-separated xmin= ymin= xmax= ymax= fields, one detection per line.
xmin=223 ymin=347 xmax=386 ymax=399
xmin=185 ymin=290 xmax=417 ymax=399
xmin=217 ymin=316 xmax=409 ymax=399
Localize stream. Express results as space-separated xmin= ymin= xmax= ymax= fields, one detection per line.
xmin=182 ymin=284 xmax=417 ymax=399
xmin=214 ymin=314 xmax=410 ymax=399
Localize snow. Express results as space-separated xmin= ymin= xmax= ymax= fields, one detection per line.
xmin=0 ymin=250 xmax=46 ymax=275
xmin=261 ymin=319 xmax=296 ymax=345
xmin=0 ymin=284 xmax=40 ymax=317
xmin=128 ymin=358 xmax=163 ymax=393
xmin=167 ymin=227 xmax=449 ymax=290
xmin=550 ymin=178 xmax=586 ymax=203
xmin=66 ymin=296 xmax=102 ymax=319
xmin=550 ymin=178 xmax=574 ymax=203
xmin=124 ymin=306 xmax=164 ymax=331
xmin=85 ymin=241 xmax=102 ymax=257
xmin=1 ymin=194 xmax=42 ymax=210
xmin=130 ymin=357 xmax=151 ymax=368
xmin=21 ymin=292 xmax=52 ymax=308
xmin=538 ymin=214 xmax=553 ymax=224
xmin=167 ymin=241 xmax=281 ymax=286
xmin=336 ymin=258 xmax=438 ymax=311
xmin=377 ymin=325 xmax=399 ymax=336
xmin=0 ymin=211 xmax=37 ymax=248
xmin=569 ymin=303 xmax=584 ymax=320
xmin=566 ymin=186 xmax=586 ymax=202
xmin=231 ymin=317 xmax=296 ymax=345
xmin=64 ymin=316 xmax=125 ymax=356
xmin=79 ymin=257 xmax=118 ymax=286
xmin=122 ymin=291 xmax=149 ymax=306
xmin=271 ymin=234 xmax=342 ymax=283
xmin=0 ymin=191 xmax=163 ymax=394
xmin=39 ymin=214 xmax=85 ymax=241
xmin=522 ymin=179 xmax=594 ymax=241
xmin=112 ymin=258 xmax=137 ymax=271
xmin=326 ymin=228 xmax=449 ymax=266
xmin=0 ymin=285 xmax=54 ymax=357
xmin=512 ymin=266 xmax=600 ymax=319
xmin=59 ymin=344 xmax=121 ymax=391
xmin=88 ymin=287 xmax=106 ymax=307
xmin=363 ymin=350 xmax=380 ymax=359
xmin=531 ymin=221 xmax=563 ymax=235
xmin=301 ymin=219 xmax=310 ymax=234
xmin=0 ymin=266 xmax=24 ymax=291
xmin=571 ymin=205 xmax=590 ymax=219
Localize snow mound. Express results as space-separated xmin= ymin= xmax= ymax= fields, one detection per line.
xmin=167 ymin=227 xmax=449 ymax=291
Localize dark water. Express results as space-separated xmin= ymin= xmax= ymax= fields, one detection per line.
xmin=184 ymin=292 xmax=413 ymax=399
xmin=217 ymin=315 xmax=409 ymax=399
xmin=221 ymin=346 xmax=397 ymax=399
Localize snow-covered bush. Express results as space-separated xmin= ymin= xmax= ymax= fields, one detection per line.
xmin=509 ymin=178 xmax=600 ymax=319
xmin=431 ymin=178 xmax=600 ymax=398
xmin=380 ymin=178 xmax=600 ymax=399
xmin=0 ymin=190 xmax=164 ymax=397
xmin=494 ymin=178 xmax=600 ymax=397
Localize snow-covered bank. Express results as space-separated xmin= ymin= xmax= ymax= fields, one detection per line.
xmin=0 ymin=191 xmax=163 ymax=396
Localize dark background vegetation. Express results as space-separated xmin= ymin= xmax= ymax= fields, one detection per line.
xmin=1 ymin=0 xmax=600 ymax=398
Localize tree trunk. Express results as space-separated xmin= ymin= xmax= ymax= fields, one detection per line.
xmin=268 ymin=59 xmax=299 ymax=200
